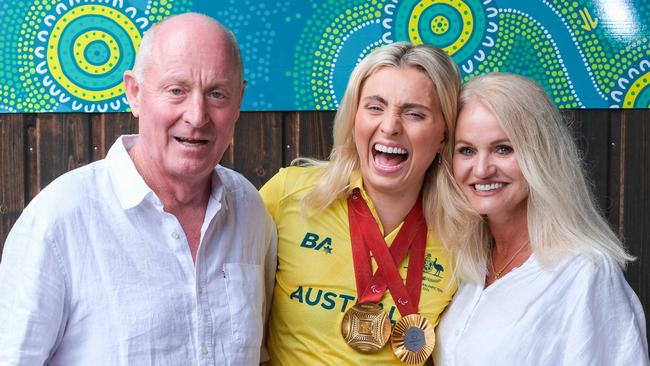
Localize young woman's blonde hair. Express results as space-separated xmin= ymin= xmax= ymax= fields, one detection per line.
xmin=299 ymin=42 xmax=460 ymax=229
xmin=434 ymin=72 xmax=634 ymax=283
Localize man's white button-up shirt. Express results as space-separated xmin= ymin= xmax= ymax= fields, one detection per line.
xmin=0 ymin=135 xmax=277 ymax=366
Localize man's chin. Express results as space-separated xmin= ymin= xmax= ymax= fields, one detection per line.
xmin=165 ymin=161 xmax=217 ymax=181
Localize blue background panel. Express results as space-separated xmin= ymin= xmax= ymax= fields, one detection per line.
xmin=0 ymin=0 xmax=648 ymax=112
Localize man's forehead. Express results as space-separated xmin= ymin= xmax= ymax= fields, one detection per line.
xmin=136 ymin=14 xmax=241 ymax=84
xmin=149 ymin=35 xmax=234 ymax=67
xmin=155 ymin=27 xmax=228 ymax=52
xmin=144 ymin=55 xmax=240 ymax=89
xmin=154 ymin=15 xmax=228 ymax=46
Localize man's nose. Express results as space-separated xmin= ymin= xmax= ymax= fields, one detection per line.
xmin=184 ymin=93 xmax=209 ymax=127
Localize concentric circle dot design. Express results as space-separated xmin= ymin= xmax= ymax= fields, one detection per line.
xmin=46 ymin=4 xmax=140 ymax=101
xmin=73 ymin=30 xmax=120 ymax=74
xmin=408 ymin=0 xmax=473 ymax=56
xmin=430 ymin=15 xmax=449 ymax=34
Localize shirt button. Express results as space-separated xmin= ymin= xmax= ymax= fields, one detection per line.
xmin=201 ymin=345 xmax=209 ymax=355
xmin=171 ymin=232 xmax=180 ymax=240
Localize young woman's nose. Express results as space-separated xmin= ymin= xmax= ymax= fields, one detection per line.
xmin=379 ymin=113 xmax=402 ymax=136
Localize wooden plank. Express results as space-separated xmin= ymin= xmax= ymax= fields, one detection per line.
xmin=231 ymin=112 xmax=283 ymax=189
xmin=620 ymin=109 xmax=650 ymax=337
xmin=25 ymin=114 xmax=39 ymax=203
xmin=91 ymin=112 xmax=138 ymax=161
xmin=91 ymin=114 xmax=104 ymax=161
xmin=563 ymin=109 xmax=611 ymax=217
xmin=283 ymin=111 xmax=336 ymax=165
xmin=36 ymin=113 xmax=92 ymax=193
xmin=282 ymin=112 xmax=299 ymax=165
xmin=608 ymin=109 xmax=624 ymax=234
xmin=0 ymin=114 xmax=25 ymax=256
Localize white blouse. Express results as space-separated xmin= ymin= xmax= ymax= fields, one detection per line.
xmin=434 ymin=253 xmax=649 ymax=365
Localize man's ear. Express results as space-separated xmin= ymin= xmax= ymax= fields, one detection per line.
xmin=240 ymin=79 xmax=247 ymax=100
xmin=123 ymin=71 xmax=141 ymax=118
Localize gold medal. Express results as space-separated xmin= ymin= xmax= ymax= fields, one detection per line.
xmin=390 ymin=314 xmax=435 ymax=364
xmin=341 ymin=302 xmax=392 ymax=353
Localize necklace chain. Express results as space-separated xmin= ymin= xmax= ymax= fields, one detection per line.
xmin=489 ymin=241 xmax=529 ymax=280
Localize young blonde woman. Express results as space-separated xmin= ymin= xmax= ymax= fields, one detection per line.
xmin=433 ymin=73 xmax=648 ymax=365
xmin=260 ymin=42 xmax=460 ymax=365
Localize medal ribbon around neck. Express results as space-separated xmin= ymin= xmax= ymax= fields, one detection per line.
xmin=347 ymin=188 xmax=427 ymax=316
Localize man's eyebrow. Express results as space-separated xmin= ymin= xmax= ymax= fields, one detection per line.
xmin=158 ymin=75 xmax=190 ymax=87
xmin=157 ymin=77 xmax=237 ymax=92
xmin=204 ymin=79 xmax=233 ymax=90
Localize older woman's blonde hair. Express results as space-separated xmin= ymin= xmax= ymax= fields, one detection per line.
xmin=299 ymin=42 xmax=460 ymax=229
xmin=434 ymin=72 xmax=633 ymax=283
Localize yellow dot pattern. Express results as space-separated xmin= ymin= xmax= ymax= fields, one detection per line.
xmin=623 ymin=71 xmax=649 ymax=107
xmin=430 ymin=15 xmax=449 ymax=35
xmin=298 ymin=1 xmax=383 ymax=110
xmin=408 ymin=0 xmax=472 ymax=56
xmin=72 ymin=30 xmax=120 ymax=75
xmin=46 ymin=4 xmax=141 ymax=101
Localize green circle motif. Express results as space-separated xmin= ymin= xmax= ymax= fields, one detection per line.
xmin=430 ymin=15 xmax=449 ymax=34
xmin=83 ymin=40 xmax=110 ymax=66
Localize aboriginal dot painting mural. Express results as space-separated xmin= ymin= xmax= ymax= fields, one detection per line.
xmin=0 ymin=0 xmax=648 ymax=112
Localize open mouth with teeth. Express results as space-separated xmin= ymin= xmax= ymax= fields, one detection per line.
xmin=174 ymin=136 xmax=209 ymax=146
xmin=372 ymin=142 xmax=409 ymax=169
xmin=473 ymin=183 xmax=504 ymax=192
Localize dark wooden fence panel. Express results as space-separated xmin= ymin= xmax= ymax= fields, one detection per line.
xmin=90 ymin=113 xmax=139 ymax=162
xmin=567 ymin=109 xmax=613 ymax=218
xmin=229 ymin=112 xmax=284 ymax=188
xmin=282 ymin=111 xmax=336 ymax=164
xmin=621 ymin=110 xmax=650 ymax=318
xmin=0 ymin=114 xmax=24 ymax=244
xmin=0 ymin=110 xmax=648 ymax=341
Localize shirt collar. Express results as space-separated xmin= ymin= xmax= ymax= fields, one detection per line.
xmin=107 ymin=135 xmax=152 ymax=210
xmin=350 ymin=172 xmax=376 ymax=208
xmin=106 ymin=135 xmax=228 ymax=213
xmin=348 ymin=171 xmax=387 ymax=234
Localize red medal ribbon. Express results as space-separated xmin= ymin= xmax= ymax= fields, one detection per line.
xmin=347 ymin=188 xmax=428 ymax=316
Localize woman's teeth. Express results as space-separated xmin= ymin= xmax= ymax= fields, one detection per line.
xmin=374 ymin=143 xmax=407 ymax=155
xmin=474 ymin=183 xmax=504 ymax=191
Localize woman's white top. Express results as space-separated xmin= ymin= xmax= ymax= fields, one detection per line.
xmin=434 ymin=252 xmax=649 ymax=365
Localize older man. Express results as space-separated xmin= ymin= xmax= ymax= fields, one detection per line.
xmin=0 ymin=13 xmax=276 ymax=365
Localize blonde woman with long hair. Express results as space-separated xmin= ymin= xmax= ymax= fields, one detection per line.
xmin=433 ymin=72 xmax=648 ymax=365
xmin=260 ymin=42 xmax=460 ymax=365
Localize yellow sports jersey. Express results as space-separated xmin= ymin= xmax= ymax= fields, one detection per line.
xmin=260 ymin=166 xmax=456 ymax=365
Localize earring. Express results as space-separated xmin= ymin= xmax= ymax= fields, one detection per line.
xmin=436 ymin=154 xmax=442 ymax=165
